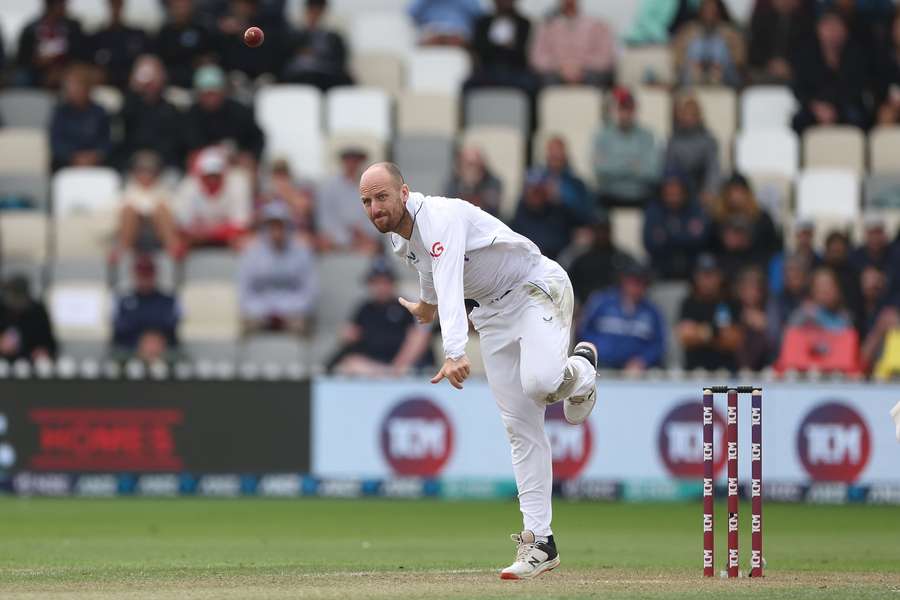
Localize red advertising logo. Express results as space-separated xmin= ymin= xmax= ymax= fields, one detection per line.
xmin=797 ymin=402 xmax=871 ymax=482
xmin=380 ymin=398 xmax=453 ymax=477
xmin=658 ymin=401 xmax=726 ymax=478
xmin=28 ymin=409 xmax=184 ymax=471
xmin=430 ymin=242 xmax=444 ymax=258
xmin=545 ymin=402 xmax=592 ymax=480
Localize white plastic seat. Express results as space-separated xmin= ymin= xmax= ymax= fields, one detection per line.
xmin=0 ymin=128 xmax=48 ymax=174
xmin=747 ymin=174 xmax=792 ymax=225
xmin=255 ymin=85 xmax=323 ymax=178
xmin=538 ymin=86 xmax=603 ymax=137
xmin=350 ymin=52 xmax=405 ymax=96
xmin=610 ymin=208 xmax=646 ymax=259
xmin=695 ymin=87 xmax=736 ymax=164
xmin=408 ymin=47 xmax=471 ymax=97
xmin=349 ymin=11 xmax=415 ymax=57
xmin=740 ymin=86 xmax=797 ymax=130
xmin=460 ymin=126 xmax=525 ymax=220
xmin=795 ymin=169 xmax=860 ymax=220
xmin=618 ymin=45 xmax=674 ymax=86
xmin=868 ymin=126 xmax=900 ymax=174
xmin=52 ymin=167 xmax=121 ymax=217
xmin=396 ymin=91 xmax=457 ymax=136
xmin=48 ymin=282 xmax=112 ymax=342
xmin=634 ymin=86 xmax=672 ymax=140
xmin=181 ymin=281 xmax=239 ymax=340
xmin=326 ymin=86 xmax=392 ymax=141
xmin=55 ymin=213 xmax=118 ymax=260
xmin=802 ymin=126 xmax=866 ymax=173
xmin=0 ymin=212 xmax=48 ymax=264
xmin=734 ymin=129 xmax=799 ymax=178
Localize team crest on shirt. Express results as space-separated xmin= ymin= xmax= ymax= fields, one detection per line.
xmin=430 ymin=242 xmax=444 ymax=258
xmin=406 ymin=251 xmax=418 ymax=264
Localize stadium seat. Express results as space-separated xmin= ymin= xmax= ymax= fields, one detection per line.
xmin=48 ymin=282 xmax=112 ymax=342
xmin=464 ymin=88 xmax=531 ymax=136
xmin=240 ymin=334 xmax=310 ymax=367
xmin=618 ymin=45 xmax=674 ymax=86
xmin=255 ymin=85 xmax=324 ymax=179
xmin=869 ymin=126 xmax=900 ymax=174
xmin=537 ymin=86 xmax=603 ymax=138
xmin=647 ymin=281 xmax=689 ymax=368
xmin=864 ymin=174 xmax=900 ymax=210
xmin=184 ymin=248 xmax=240 ymax=282
xmin=775 ymin=325 xmax=862 ymax=375
xmin=531 ymin=129 xmax=594 ymax=185
xmin=325 ymin=134 xmax=386 ymax=174
xmin=795 ymin=169 xmax=860 ymax=220
xmin=313 ymin=252 xmax=371 ymax=362
xmin=396 ymin=91 xmax=458 ymax=136
xmin=0 ymin=212 xmax=48 ymax=265
xmin=740 ymin=86 xmax=797 ymax=130
xmin=349 ymin=11 xmax=415 ymax=57
xmin=1 ymin=1 xmax=40 ymax=56
xmin=634 ymin=86 xmax=671 ymax=140
xmin=408 ymin=48 xmax=471 ymax=97
xmin=695 ymin=87 xmax=736 ymax=167
xmin=0 ymin=89 xmax=56 ymax=129
xmin=734 ymin=129 xmax=799 ymax=178
xmin=802 ymin=126 xmax=865 ymax=173
xmin=460 ymin=126 xmax=525 ymax=220
xmin=610 ymin=208 xmax=646 ymax=260
xmin=0 ymin=175 xmax=50 ymax=211
xmin=350 ymin=52 xmax=405 ymax=97
xmin=392 ymin=134 xmax=455 ymax=194
xmin=747 ymin=174 xmax=792 ymax=224
xmin=181 ymin=281 xmax=240 ymax=340
xmin=0 ymin=128 xmax=49 ymax=175
xmin=51 ymin=167 xmax=122 ymax=217
xmin=326 ymin=86 xmax=392 ymax=141
xmin=431 ymin=332 xmax=486 ymax=376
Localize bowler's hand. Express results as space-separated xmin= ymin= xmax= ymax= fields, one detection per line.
xmin=431 ymin=356 xmax=470 ymax=390
xmin=398 ymin=297 xmax=437 ymax=324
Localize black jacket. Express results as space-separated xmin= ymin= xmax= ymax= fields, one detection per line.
xmin=184 ymin=98 xmax=264 ymax=158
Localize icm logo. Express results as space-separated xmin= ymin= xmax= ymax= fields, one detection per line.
xmin=658 ymin=401 xmax=726 ymax=478
xmin=544 ymin=402 xmax=592 ymax=480
xmin=380 ymin=398 xmax=453 ymax=477
xmin=797 ymin=402 xmax=871 ymax=482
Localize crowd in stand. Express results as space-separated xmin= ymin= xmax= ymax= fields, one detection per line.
xmin=1 ymin=0 xmax=900 ymax=378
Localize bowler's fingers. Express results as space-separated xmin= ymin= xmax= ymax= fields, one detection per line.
xmin=430 ymin=368 xmax=445 ymax=384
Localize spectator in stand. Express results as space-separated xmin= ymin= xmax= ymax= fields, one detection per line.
xmin=116 ymin=55 xmax=184 ymax=170
xmin=408 ymin=0 xmax=483 ymax=46
xmin=625 ymin=0 xmax=686 ymax=45
xmin=568 ymin=212 xmax=635 ymax=304
xmin=111 ymin=255 xmax=180 ymax=362
xmin=259 ymin=159 xmax=316 ymax=239
xmin=788 ymin=267 xmax=854 ymax=330
xmin=643 ymin=169 xmax=710 ymax=281
xmin=16 ymin=0 xmax=87 ymax=88
xmin=216 ymin=0 xmax=286 ymax=82
xmin=444 ymin=146 xmax=503 ymax=217
xmin=282 ymin=0 xmax=353 ymax=90
xmin=768 ymin=218 xmax=820 ymax=294
xmin=747 ymin=0 xmax=814 ymax=84
xmin=710 ymin=174 xmax=781 ymax=263
xmin=111 ymin=151 xmax=182 ymax=263
xmin=733 ymin=266 xmax=774 ymax=371
xmin=316 ymin=147 xmax=380 ymax=253
xmin=716 ymin=217 xmax=769 ymax=283
xmin=791 ymin=9 xmax=869 ymax=132
xmin=238 ymin=202 xmax=317 ymax=336
xmin=768 ymin=253 xmax=811 ymax=342
xmin=673 ymin=0 xmax=745 ymax=87
xmin=510 ymin=169 xmax=584 ymax=260
xmin=531 ymin=136 xmax=592 ymax=221
xmin=578 ymin=261 xmax=666 ymax=372
xmin=173 ymin=147 xmax=251 ymax=249
xmin=823 ymin=230 xmax=863 ymax=317
xmin=677 ymin=253 xmax=741 ymax=371
xmin=154 ymin=0 xmax=216 ymax=88
xmin=856 ymin=265 xmax=890 ymax=340
xmin=329 ymin=259 xmax=434 ymax=376
xmin=88 ymin=0 xmax=149 ymax=89
xmin=184 ymin=64 xmax=264 ymax=169
xmin=0 ymin=275 xmax=57 ymax=362
xmin=593 ymin=88 xmax=659 ymax=209
xmin=665 ymin=92 xmax=721 ymax=206
xmin=861 ymin=292 xmax=899 ymax=370
xmin=529 ymin=0 xmax=615 ymax=87
xmin=874 ymin=12 xmax=900 ymax=125
xmin=50 ymin=67 xmax=111 ymax=171
xmin=851 ymin=216 xmax=894 ymax=273
xmin=465 ymin=0 xmax=537 ymax=96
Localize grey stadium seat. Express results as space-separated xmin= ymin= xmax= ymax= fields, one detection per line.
xmin=464 ymin=88 xmax=531 ymax=136
xmin=0 ymin=90 xmax=56 ymax=129
xmin=313 ymin=253 xmax=370 ymax=363
xmin=184 ymin=248 xmax=240 ymax=281
xmin=0 ymin=174 xmax=50 ymax=210
xmin=865 ymin=174 xmax=900 ymax=210
xmin=648 ymin=281 xmax=689 ymax=368
xmin=392 ymin=134 xmax=454 ymax=195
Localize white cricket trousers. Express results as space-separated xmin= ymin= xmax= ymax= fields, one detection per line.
xmin=469 ymin=256 xmax=596 ymax=536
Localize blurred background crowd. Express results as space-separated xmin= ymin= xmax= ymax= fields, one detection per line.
xmin=0 ymin=0 xmax=899 ymax=379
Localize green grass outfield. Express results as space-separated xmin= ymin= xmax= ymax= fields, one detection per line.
xmin=1 ymin=498 xmax=899 ymax=599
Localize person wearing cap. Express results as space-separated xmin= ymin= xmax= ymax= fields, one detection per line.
xmin=710 ymin=174 xmax=780 ymax=262
xmin=317 ymin=146 xmax=381 ymax=253
xmin=444 ymin=145 xmax=504 ymax=217
xmin=716 ymin=215 xmax=770 ymax=282
xmin=568 ymin=210 xmax=636 ymax=304
xmin=183 ymin=63 xmax=264 ymax=168
xmin=851 ymin=215 xmax=894 ymax=273
xmin=112 ymin=255 xmax=181 ymax=362
xmin=767 ymin=218 xmax=821 ymax=295
xmin=173 ymin=146 xmax=252 ymax=248
xmin=677 ymin=253 xmax=742 ymax=371
xmin=153 ymin=0 xmax=216 ymax=89
xmin=50 ymin=65 xmax=111 ymax=171
xmin=282 ymin=0 xmax=353 ymax=91
xmin=509 ymin=168 xmax=586 ymax=260
xmin=593 ymin=87 xmax=660 ymax=208
xmin=643 ymin=168 xmax=710 ymax=281
xmin=577 ymin=260 xmax=666 ymax=372
xmin=237 ymin=201 xmax=318 ymax=335
xmin=117 ymin=55 xmax=184 ymax=170
xmin=329 ymin=258 xmax=433 ymax=375
xmin=0 ymin=275 xmax=57 ymax=362
xmin=112 ymin=150 xmax=183 ymax=263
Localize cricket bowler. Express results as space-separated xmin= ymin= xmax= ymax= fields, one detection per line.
xmin=359 ymin=162 xmax=598 ymax=579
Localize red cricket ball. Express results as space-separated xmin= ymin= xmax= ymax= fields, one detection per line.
xmin=243 ymin=26 xmax=264 ymax=48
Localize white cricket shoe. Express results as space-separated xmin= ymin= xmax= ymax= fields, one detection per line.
xmin=891 ymin=401 xmax=900 ymax=442
xmin=500 ymin=530 xmax=560 ymax=580
xmin=564 ymin=341 xmax=597 ymax=425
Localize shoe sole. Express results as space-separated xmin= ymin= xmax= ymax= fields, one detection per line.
xmin=499 ymin=556 xmax=561 ymax=580
xmin=573 ymin=341 xmax=598 ymax=369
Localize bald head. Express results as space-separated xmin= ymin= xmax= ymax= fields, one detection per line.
xmin=359 ymin=162 xmax=411 ymax=236
xmin=361 ymin=162 xmax=404 ymax=190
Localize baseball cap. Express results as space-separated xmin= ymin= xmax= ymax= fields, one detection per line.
xmin=620 ymin=259 xmax=651 ymax=281
xmin=612 ymin=87 xmax=636 ymax=109
xmin=194 ymin=64 xmax=226 ymax=92
xmin=197 ymin=149 xmax=226 ymax=175
xmin=724 ymin=172 xmax=750 ymax=189
xmin=694 ymin=253 xmax=719 ymax=273
xmin=365 ymin=258 xmax=396 ymax=282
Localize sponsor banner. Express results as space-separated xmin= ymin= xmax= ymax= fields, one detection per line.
xmin=313 ymin=378 xmax=900 ymax=486
xmin=0 ymin=380 xmax=311 ymax=474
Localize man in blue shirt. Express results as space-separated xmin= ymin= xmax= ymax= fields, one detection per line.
xmin=408 ymin=0 xmax=483 ymax=45
xmin=112 ymin=255 xmax=180 ymax=362
xmin=577 ymin=261 xmax=666 ymax=372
